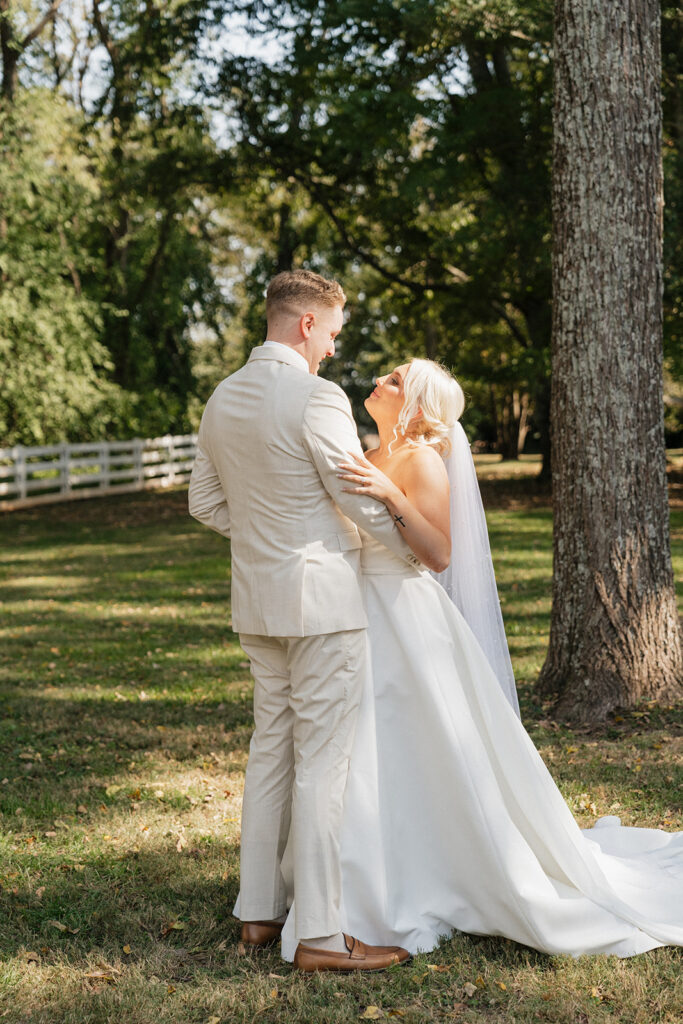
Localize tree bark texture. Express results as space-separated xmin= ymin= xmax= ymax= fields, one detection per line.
xmin=538 ymin=0 xmax=683 ymax=722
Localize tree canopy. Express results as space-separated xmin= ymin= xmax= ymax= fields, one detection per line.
xmin=0 ymin=0 xmax=681 ymax=451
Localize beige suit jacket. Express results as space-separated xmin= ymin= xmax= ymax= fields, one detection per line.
xmin=188 ymin=344 xmax=420 ymax=637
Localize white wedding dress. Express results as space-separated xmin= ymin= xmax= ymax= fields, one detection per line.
xmin=280 ymin=531 xmax=683 ymax=960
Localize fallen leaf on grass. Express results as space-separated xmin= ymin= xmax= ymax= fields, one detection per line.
xmin=167 ymin=985 xmax=176 ymax=994
xmin=474 ymin=975 xmax=486 ymax=988
xmin=360 ymin=1008 xmax=383 ymax=1020
xmin=463 ymin=983 xmax=477 ymax=998
xmin=122 ymin=944 xmax=131 ymax=954
xmin=48 ymin=920 xmax=80 ymax=934
xmin=85 ymin=969 xmax=118 ymax=983
xmin=269 ymin=987 xmax=278 ymax=999
xmin=387 ymin=1011 xmax=406 ymax=1018
xmin=105 ymin=785 xmax=123 ymax=797
xmin=176 ymin=834 xmax=188 ymax=852
xmin=206 ymin=1017 xmax=221 ymax=1024
xmin=495 ymin=981 xmax=507 ymax=990
xmin=161 ymin=921 xmax=186 ymax=937
xmin=427 ymin=964 xmax=450 ymax=973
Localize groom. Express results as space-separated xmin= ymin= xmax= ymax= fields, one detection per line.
xmin=188 ymin=270 xmax=415 ymax=971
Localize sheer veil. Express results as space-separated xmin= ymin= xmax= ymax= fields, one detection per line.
xmin=430 ymin=423 xmax=520 ymax=717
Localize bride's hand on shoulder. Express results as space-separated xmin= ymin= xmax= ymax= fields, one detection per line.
xmin=337 ymin=451 xmax=402 ymax=505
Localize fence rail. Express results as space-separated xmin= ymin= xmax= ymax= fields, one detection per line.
xmin=0 ymin=434 xmax=197 ymax=511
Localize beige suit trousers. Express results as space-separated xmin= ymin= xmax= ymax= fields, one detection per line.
xmin=238 ymin=628 xmax=367 ymax=939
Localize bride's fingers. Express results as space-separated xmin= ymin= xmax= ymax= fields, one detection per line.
xmin=337 ymin=473 xmax=367 ymax=484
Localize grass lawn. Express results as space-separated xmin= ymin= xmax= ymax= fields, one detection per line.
xmin=0 ymin=473 xmax=681 ymax=1024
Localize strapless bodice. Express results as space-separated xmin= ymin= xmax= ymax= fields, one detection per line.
xmin=359 ymin=529 xmax=426 ymax=577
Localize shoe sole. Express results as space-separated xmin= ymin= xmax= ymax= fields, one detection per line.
xmin=294 ymin=956 xmax=412 ymax=973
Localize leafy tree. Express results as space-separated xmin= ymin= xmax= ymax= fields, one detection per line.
xmin=216 ymin=0 xmax=555 ymax=463
xmin=0 ymin=91 xmax=124 ymax=444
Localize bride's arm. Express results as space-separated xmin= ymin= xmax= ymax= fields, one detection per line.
xmin=338 ymin=448 xmax=451 ymax=572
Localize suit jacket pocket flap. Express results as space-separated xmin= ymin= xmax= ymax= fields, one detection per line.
xmin=336 ymin=530 xmax=363 ymax=552
xmin=308 ymin=530 xmax=362 ymax=554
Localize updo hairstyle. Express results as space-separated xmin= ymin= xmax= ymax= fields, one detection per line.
xmin=391 ymin=358 xmax=465 ymax=457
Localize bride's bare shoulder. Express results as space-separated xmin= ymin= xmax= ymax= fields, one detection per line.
xmin=404 ymin=443 xmax=445 ymax=470
xmin=402 ymin=444 xmax=449 ymax=488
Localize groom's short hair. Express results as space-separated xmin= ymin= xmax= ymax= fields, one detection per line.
xmin=266 ymin=270 xmax=346 ymax=320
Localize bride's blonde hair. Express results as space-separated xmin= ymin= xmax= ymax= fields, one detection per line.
xmin=390 ymin=358 xmax=465 ymax=456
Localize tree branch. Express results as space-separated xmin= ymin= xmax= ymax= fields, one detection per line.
xmin=491 ymin=300 xmax=531 ymax=348
xmin=20 ymin=0 xmax=66 ymax=50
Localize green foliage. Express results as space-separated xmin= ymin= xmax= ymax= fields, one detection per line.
xmin=1 ymin=0 xmax=233 ymax=444
xmin=0 ymin=92 xmax=124 ymax=446
xmin=1 ymin=0 xmax=682 ymax=448
xmin=217 ymin=0 xmax=555 ymax=455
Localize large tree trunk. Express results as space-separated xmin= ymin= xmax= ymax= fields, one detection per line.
xmin=537 ymin=0 xmax=683 ymax=723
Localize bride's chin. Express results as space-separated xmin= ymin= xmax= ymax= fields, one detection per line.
xmin=363 ymin=397 xmax=379 ymax=422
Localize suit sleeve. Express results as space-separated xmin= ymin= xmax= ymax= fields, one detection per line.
xmin=302 ymin=383 xmax=421 ymax=566
xmin=188 ymin=440 xmax=231 ymax=539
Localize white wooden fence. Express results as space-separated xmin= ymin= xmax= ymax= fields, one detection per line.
xmin=0 ymin=434 xmax=197 ymax=511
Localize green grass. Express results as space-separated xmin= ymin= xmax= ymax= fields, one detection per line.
xmin=0 ymin=486 xmax=681 ymax=1023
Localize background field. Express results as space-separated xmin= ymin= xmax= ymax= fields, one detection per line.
xmin=0 ymin=462 xmax=681 ymax=1023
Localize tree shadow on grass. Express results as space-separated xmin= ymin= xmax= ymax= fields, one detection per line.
xmin=2 ymin=840 xmax=243 ymax=960
xmin=0 ymin=689 xmax=256 ymax=840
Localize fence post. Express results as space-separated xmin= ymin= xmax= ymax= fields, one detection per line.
xmin=99 ymin=441 xmax=111 ymax=490
xmin=15 ymin=446 xmax=27 ymax=501
xmin=168 ymin=435 xmax=177 ymax=485
xmin=134 ymin=439 xmax=144 ymax=491
xmin=59 ymin=443 xmax=70 ymax=497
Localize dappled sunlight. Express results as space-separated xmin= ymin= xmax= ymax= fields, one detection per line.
xmin=1 ymin=489 xmax=681 ymax=1022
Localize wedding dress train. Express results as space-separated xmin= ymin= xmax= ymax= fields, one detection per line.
xmin=280 ymin=533 xmax=683 ymax=960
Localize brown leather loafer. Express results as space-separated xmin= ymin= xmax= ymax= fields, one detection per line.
xmin=293 ymin=933 xmax=411 ymax=972
xmin=241 ymin=919 xmax=285 ymax=948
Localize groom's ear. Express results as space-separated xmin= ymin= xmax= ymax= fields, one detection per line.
xmin=300 ymin=311 xmax=315 ymax=338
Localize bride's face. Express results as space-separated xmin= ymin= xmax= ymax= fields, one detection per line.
xmin=364 ymin=364 xmax=410 ymax=426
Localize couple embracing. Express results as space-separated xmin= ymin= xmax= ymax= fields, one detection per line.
xmin=189 ymin=270 xmax=683 ymax=969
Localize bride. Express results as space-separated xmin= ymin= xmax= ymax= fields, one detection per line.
xmin=280 ymin=358 xmax=683 ymax=961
